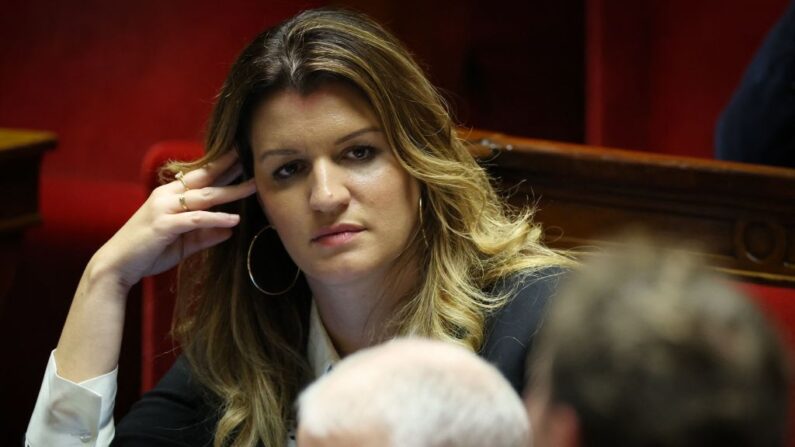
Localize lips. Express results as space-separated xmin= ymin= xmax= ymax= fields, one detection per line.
xmin=311 ymin=223 xmax=365 ymax=246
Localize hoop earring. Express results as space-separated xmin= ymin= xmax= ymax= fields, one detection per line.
xmin=247 ymin=225 xmax=301 ymax=295
xmin=418 ymin=196 xmax=429 ymax=249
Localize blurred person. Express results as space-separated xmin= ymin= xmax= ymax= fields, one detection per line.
xmin=296 ymin=338 xmax=530 ymax=447
xmin=526 ymin=240 xmax=790 ymax=447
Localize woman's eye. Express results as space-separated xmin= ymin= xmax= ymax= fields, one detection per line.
xmin=345 ymin=145 xmax=376 ymax=161
xmin=273 ymin=161 xmax=304 ymax=180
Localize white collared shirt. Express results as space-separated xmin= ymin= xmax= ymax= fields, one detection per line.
xmin=26 ymin=301 xmax=340 ymax=447
xmin=308 ymin=300 xmax=341 ymax=378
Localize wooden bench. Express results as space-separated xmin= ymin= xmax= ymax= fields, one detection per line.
xmin=465 ymin=129 xmax=795 ymax=287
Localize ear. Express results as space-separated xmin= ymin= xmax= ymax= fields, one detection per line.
xmin=545 ymin=403 xmax=581 ymax=447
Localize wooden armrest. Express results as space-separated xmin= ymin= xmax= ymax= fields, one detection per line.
xmin=0 ymin=128 xmax=57 ymax=235
xmin=460 ymin=129 xmax=795 ymax=286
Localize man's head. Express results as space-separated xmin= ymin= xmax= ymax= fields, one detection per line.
xmin=526 ymin=241 xmax=790 ymax=447
xmin=297 ymin=338 xmax=529 ymax=447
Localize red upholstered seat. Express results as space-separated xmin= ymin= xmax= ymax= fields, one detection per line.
xmin=139 ymin=140 xmax=204 ymax=392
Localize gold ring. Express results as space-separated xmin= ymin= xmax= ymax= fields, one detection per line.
xmin=175 ymin=171 xmax=190 ymax=191
xmin=178 ymin=194 xmax=190 ymax=212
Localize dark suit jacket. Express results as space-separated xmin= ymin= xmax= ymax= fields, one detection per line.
xmin=111 ymin=269 xmax=563 ymax=446
xmin=715 ymin=0 xmax=795 ymax=168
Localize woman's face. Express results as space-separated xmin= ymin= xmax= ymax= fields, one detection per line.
xmin=249 ymin=82 xmax=420 ymax=286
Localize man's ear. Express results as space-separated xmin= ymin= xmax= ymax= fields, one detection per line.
xmin=545 ymin=403 xmax=580 ymax=447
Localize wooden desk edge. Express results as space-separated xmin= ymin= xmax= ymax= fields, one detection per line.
xmin=0 ymin=129 xmax=58 ymax=160
xmin=460 ymin=128 xmax=795 ymax=180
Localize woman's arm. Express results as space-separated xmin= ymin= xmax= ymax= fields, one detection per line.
xmin=55 ymin=150 xmax=254 ymax=381
xmin=27 ymin=151 xmax=255 ymax=446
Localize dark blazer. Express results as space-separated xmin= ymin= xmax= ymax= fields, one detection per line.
xmin=112 ymin=269 xmax=563 ymax=446
xmin=715 ymin=0 xmax=795 ymax=168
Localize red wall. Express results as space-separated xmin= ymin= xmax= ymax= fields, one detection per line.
xmin=647 ymin=0 xmax=790 ymax=157
xmin=0 ymin=0 xmax=585 ymax=185
xmin=587 ymin=0 xmax=790 ymax=157
xmin=341 ymin=0 xmax=586 ymax=142
xmin=0 ymin=0 xmax=320 ymax=183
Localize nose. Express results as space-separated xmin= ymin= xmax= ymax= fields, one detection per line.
xmin=309 ymin=159 xmax=350 ymax=213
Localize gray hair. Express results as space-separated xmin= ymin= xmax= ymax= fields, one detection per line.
xmin=298 ymin=338 xmax=530 ymax=447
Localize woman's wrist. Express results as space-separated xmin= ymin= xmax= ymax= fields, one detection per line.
xmin=84 ymin=246 xmax=137 ymax=295
xmin=55 ymin=252 xmax=131 ymax=382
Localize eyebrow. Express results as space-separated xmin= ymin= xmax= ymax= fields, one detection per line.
xmin=258 ymin=126 xmax=382 ymax=162
xmin=335 ymin=126 xmax=381 ymax=144
xmin=258 ymin=148 xmax=300 ymax=162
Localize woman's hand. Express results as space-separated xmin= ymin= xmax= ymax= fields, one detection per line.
xmin=93 ymin=150 xmax=256 ymax=289
xmin=54 ymin=150 xmax=256 ymax=382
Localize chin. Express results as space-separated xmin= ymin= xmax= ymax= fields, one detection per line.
xmin=304 ymin=256 xmax=386 ymax=286
xmin=306 ymin=266 xmax=372 ymax=286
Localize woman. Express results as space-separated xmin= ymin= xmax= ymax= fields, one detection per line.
xmin=27 ymin=8 xmax=570 ymax=447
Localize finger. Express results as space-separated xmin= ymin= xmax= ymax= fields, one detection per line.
xmin=157 ymin=211 xmax=241 ymax=236
xmin=212 ymin=162 xmax=244 ymax=187
xmin=176 ymin=179 xmax=256 ymax=213
xmin=165 ymin=150 xmax=240 ymax=192
xmin=182 ymin=150 xmax=240 ymax=189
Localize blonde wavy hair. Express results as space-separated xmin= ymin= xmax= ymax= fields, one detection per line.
xmin=169 ymin=8 xmax=571 ymax=447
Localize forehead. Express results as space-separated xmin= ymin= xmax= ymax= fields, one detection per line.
xmin=250 ymin=83 xmax=379 ymax=146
